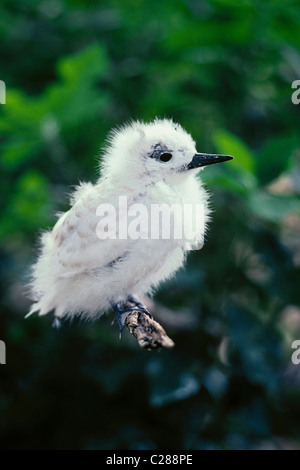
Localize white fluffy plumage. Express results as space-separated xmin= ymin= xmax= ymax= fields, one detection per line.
xmin=27 ymin=118 xmax=226 ymax=321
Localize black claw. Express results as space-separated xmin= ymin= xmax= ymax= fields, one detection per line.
xmin=133 ymin=305 xmax=153 ymax=319
xmin=111 ymin=303 xmax=125 ymax=332
xmin=111 ymin=297 xmax=153 ymax=335
xmin=126 ymin=296 xmax=153 ymax=319
xmin=127 ymin=295 xmax=144 ymax=309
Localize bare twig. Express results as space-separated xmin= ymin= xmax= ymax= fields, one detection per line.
xmin=122 ymin=300 xmax=175 ymax=350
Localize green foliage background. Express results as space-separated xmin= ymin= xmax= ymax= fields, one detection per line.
xmin=1 ymin=0 xmax=300 ymax=450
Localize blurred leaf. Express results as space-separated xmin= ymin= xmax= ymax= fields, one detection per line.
xmin=213 ymin=129 xmax=255 ymax=175
xmin=0 ymin=170 xmax=53 ymax=239
xmin=247 ymin=191 xmax=300 ymax=223
xmin=1 ymin=139 xmax=40 ymax=171
xmin=201 ymin=166 xmax=257 ymax=196
xmin=256 ymin=134 xmax=298 ymax=185
xmin=58 ymin=43 xmax=108 ymax=85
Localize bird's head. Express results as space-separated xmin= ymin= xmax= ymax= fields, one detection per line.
xmin=100 ymin=119 xmax=233 ymax=186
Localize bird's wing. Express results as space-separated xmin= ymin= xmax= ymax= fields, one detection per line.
xmin=50 ymin=182 xmax=131 ymax=277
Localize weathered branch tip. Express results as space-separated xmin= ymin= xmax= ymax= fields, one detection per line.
xmin=122 ymin=301 xmax=175 ymax=350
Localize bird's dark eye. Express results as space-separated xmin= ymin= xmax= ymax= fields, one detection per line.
xmin=159 ymin=152 xmax=172 ymax=162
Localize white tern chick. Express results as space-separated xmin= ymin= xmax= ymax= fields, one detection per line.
xmin=27 ymin=119 xmax=232 ymax=325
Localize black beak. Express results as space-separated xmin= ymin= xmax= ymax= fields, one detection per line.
xmin=188 ymin=153 xmax=233 ymax=170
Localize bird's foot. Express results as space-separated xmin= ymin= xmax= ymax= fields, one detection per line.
xmin=111 ymin=303 xmax=128 ymax=334
xmin=111 ymin=297 xmax=175 ymax=350
xmin=127 ymin=295 xmax=145 ymax=309
xmin=126 ymin=295 xmax=153 ymax=319
xmin=111 ymin=297 xmax=152 ymax=336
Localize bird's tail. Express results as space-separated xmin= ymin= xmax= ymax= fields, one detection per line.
xmin=25 ymin=299 xmax=54 ymax=318
xmin=25 ymin=302 xmax=41 ymax=318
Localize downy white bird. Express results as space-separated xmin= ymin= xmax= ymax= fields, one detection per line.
xmin=27 ymin=119 xmax=232 ymax=327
